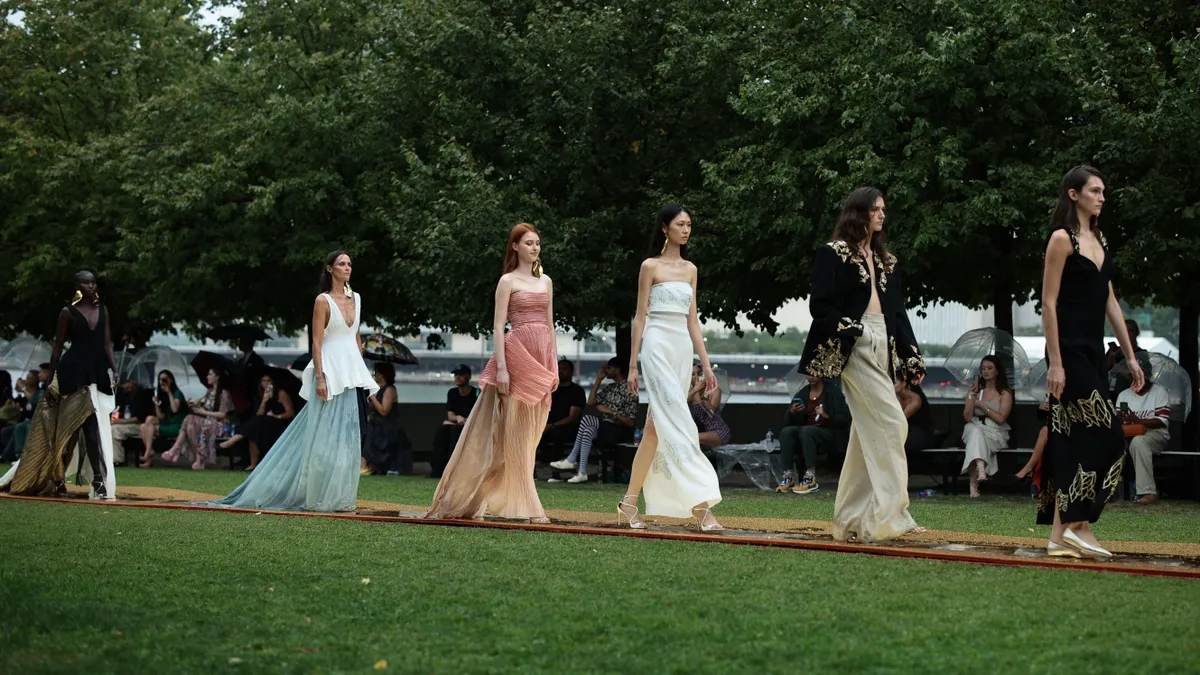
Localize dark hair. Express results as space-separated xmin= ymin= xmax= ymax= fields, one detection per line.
xmin=374 ymin=361 xmax=396 ymax=386
xmin=74 ymin=270 xmax=95 ymax=285
xmin=831 ymin=187 xmax=890 ymax=262
xmin=607 ymin=356 xmax=629 ymax=379
xmin=558 ymin=358 xmax=575 ymax=376
xmin=980 ymin=355 xmax=1013 ymax=395
xmin=0 ymin=370 xmax=11 ymax=405
xmin=647 ymin=203 xmax=689 ymax=259
xmin=205 ymin=367 xmax=228 ymax=399
xmin=319 ymin=250 xmax=349 ymax=294
xmin=155 ymin=369 xmax=181 ymax=407
xmin=38 ymin=362 xmax=50 ymax=371
xmin=1051 ymin=165 xmax=1105 ymax=233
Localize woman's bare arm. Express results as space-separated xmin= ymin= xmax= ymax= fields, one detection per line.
xmin=1042 ymin=231 xmax=1072 ymax=398
xmin=686 ymin=264 xmax=715 ymax=391
xmin=627 ymin=261 xmax=655 ymax=394
xmin=493 ymin=276 xmax=512 ymax=372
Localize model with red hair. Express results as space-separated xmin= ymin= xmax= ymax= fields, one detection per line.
xmin=427 ymin=224 xmax=558 ymax=523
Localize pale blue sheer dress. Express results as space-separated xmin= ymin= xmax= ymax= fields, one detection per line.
xmin=212 ymin=293 xmax=379 ymax=512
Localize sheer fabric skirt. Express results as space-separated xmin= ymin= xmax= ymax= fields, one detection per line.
xmin=426 ymin=386 xmax=550 ymax=520
xmin=834 ymin=312 xmax=918 ymax=542
xmin=213 ymin=388 xmax=362 ymax=512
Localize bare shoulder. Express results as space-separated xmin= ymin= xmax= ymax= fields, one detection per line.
xmin=1047 ymin=229 xmax=1073 ymax=252
xmin=639 ymin=258 xmax=659 ymax=272
xmin=540 ymin=273 xmax=553 ymax=286
xmin=312 ymin=295 xmax=329 ymax=310
xmin=496 ymin=273 xmax=515 ymax=290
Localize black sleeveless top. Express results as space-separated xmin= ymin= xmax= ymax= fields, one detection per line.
xmin=1051 ymin=226 xmax=1113 ymax=357
xmin=57 ymin=304 xmax=112 ymax=396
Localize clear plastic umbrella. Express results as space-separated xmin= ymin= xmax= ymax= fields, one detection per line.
xmin=944 ymin=328 xmax=1032 ymax=390
xmin=784 ymin=363 xmax=809 ymax=398
xmin=692 ymin=363 xmax=732 ymax=411
xmin=120 ymin=346 xmax=205 ymax=400
xmin=0 ymin=337 xmax=52 ymax=380
xmin=1110 ymin=352 xmax=1193 ymax=420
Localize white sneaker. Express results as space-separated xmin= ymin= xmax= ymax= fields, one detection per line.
xmin=566 ymin=473 xmax=589 ymax=484
xmin=546 ymin=477 xmax=562 ymax=483
xmin=550 ymin=460 xmax=578 ymax=471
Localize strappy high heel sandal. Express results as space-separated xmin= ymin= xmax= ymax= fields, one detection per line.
xmin=617 ymin=494 xmax=646 ymax=529
xmin=692 ymin=505 xmax=725 ymax=533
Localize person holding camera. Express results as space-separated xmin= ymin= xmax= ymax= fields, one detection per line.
xmin=550 ymin=358 xmax=638 ymax=483
xmin=776 ymin=375 xmax=851 ymax=495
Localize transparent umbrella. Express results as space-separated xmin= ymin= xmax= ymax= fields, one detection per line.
xmin=120 ymin=346 xmax=205 ymax=399
xmin=944 ymin=328 xmax=1032 ymax=389
xmin=693 ymin=363 xmax=732 ymax=411
xmin=783 ymin=363 xmax=809 ymax=398
xmin=0 ymin=337 xmax=52 ymax=379
xmin=1110 ymin=352 xmax=1193 ymax=420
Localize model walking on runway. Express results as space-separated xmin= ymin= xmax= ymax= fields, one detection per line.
xmin=213 ymin=251 xmax=378 ymax=512
xmin=798 ymin=188 xmax=926 ymax=542
xmin=426 ymin=224 xmax=558 ymax=523
xmin=1039 ymin=165 xmax=1141 ymax=559
xmin=618 ymin=204 xmax=723 ymax=532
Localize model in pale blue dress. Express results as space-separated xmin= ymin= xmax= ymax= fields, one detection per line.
xmin=213 ymin=292 xmax=378 ymax=512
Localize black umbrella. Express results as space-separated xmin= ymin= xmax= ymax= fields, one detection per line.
xmin=191 ymin=351 xmax=251 ymax=414
xmin=362 ymin=333 xmax=419 ymax=366
xmin=206 ymin=324 xmax=271 ymax=342
xmin=290 ymin=353 xmax=312 ymax=371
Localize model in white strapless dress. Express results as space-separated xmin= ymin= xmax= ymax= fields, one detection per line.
xmin=638 ymin=281 xmax=722 ymax=517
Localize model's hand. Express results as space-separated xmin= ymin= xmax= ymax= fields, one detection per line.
xmin=550 ymin=378 xmax=559 ymax=393
xmin=1047 ymin=364 xmax=1066 ymax=399
xmin=703 ymin=367 xmax=717 ymax=396
xmin=496 ymin=368 xmax=510 ymax=396
xmin=316 ymin=374 xmax=329 ymax=401
xmin=1128 ymin=361 xmax=1145 ymax=393
xmin=911 ymin=372 xmax=925 ymax=386
xmin=627 ymin=367 xmax=639 ymax=396
xmin=1039 ymin=401 xmax=1050 ymax=412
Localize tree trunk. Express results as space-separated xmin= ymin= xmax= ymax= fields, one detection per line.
xmin=1179 ymin=302 xmax=1199 ymax=450
xmin=615 ymin=322 xmax=632 ymax=368
xmin=992 ymin=273 xmax=1017 ymax=386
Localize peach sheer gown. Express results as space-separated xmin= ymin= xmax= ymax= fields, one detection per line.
xmin=426 ymin=291 xmax=557 ymax=520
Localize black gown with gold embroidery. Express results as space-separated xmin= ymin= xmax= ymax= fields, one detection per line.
xmin=1037 ymin=226 xmax=1124 ymax=524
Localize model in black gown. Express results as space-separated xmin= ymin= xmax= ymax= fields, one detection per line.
xmin=1038 ymin=166 xmax=1143 ymax=559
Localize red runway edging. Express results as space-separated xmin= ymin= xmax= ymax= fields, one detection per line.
xmin=4 ymin=493 xmax=1198 ymax=580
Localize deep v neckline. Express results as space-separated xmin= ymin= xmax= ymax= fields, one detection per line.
xmin=72 ymin=305 xmax=100 ymax=331
xmin=328 ymin=294 xmax=355 ymax=329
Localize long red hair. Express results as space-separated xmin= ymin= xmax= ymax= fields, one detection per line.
xmin=502 ymin=223 xmax=539 ymax=274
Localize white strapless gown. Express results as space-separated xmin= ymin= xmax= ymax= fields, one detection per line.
xmin=640 ymin=281 xmax=721 ymax=517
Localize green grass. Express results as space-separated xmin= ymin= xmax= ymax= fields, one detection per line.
xmin=55 ymin=465 xmax=1200 ymax=544
xmin=2 ymin=500 xmax=1199 ymax=674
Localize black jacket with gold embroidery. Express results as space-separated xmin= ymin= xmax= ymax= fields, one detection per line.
xmin=798 ymin=240 xmax=926 ymax=383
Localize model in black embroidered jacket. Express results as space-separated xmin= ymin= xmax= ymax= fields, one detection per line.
xmin=798 ymin=187 xmax=925 ymax=542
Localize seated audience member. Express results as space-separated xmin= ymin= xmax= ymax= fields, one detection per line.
xmin=540 ymin=359 xmax=586 ymax=452
xmin=777 ymin=374 xmax=850 ymax=495
xmin=431 ymin=364 xmax=478 ymax=478
xmin=139 ymin=370 xmax=189 ymax=467
xmin=1117 ymin=356 xmax=1171 ymax=505
xmin=549 ymin=358 xmax=638 ymax=483
xmin=0 ymin=371 xmax=13 ymax=426
xmin=156 ymin=368 xmax=234 ymax=470
xmin=1016 ymin=397 xmax=1050 ymax=481
xmin=961 ymin=355 xmax=1013 ymax=498
xmin=0 ymin=371 xmax=43 ymax=462
xmin=896 ymin=379 xmax=933 ymax=456
xmin=1108 ymin=319 xmax=1150 ymax=399
xmin=362 ymin=362 xmax=412 ymax=475
xmin=688 ymin=365 xmax=731 ymax=450
xmin=110 ymin=379 xmax=155 ymax=464
xmin=220 ymin=372 xmax=296 ymax=471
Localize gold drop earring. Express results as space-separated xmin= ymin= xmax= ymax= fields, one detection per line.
xmin=93 ymin=292 xmax=100 ymax=305
xmin=532 ymin=257 xmax=543 ymax=277
xmin=660 ymin=237 xmax=668 ymax=256
xmin=71 ymin=291 xmax=83 ymax=306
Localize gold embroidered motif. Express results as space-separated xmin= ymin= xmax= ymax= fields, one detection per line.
xmin=829 ymin=240 xmax=853 ymax=262
xmin=1056 ymin=489 xmax=1070 ymax=512
xmin=807 ymin=339 xmax=847 ymax=379
xmin=828 ymin=240 xmax=870 ymax=285
xmin=877 ymin=254 xmax=895 ymax=294
xmin=1036 ymin=481 xmax=1054 ymax=513
xmin=1049 ymin=390 xmax=1113 ymax=436
xmin=1102 ymin=456 xmax=1123 ymax=503
xmin=1067 ymin=463 xmax=1098 ymax=504
xmin=836 ymin=317 xmax=863 ymax=333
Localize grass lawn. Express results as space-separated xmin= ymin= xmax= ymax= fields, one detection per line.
xmin=78 ymin=465 xmax=1200 ymax=544
xmin=2 ymin=498 xmax=1199 ymax=674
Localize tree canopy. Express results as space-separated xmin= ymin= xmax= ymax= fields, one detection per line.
xmin=1 ymin=0 xmax=1197 ymax=348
